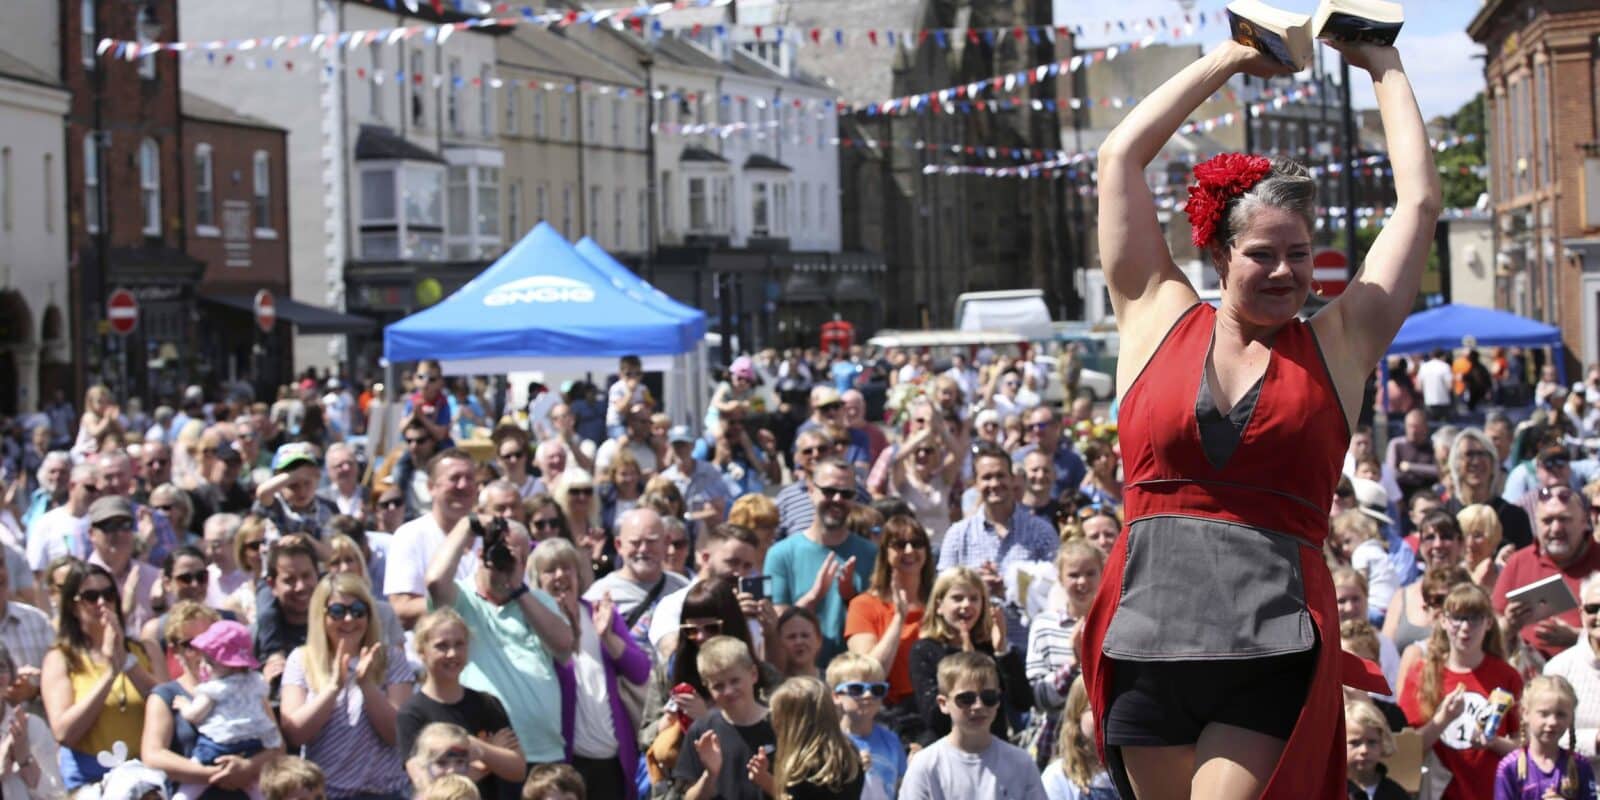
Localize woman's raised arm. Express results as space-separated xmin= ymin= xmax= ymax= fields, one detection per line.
xmin=1100 ymin=42 xmax=1293 ymax=383
xmin=1317 ymin=44 xmax=1443 ymax=380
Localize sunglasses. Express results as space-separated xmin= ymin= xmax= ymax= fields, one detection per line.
xmin=798 ymin=446 xmax=828 ymax=456
xmin=1583 ymin=603 xmax=1600 ymax=616
xmin=77 ymin=587 xmax=117 ymax=605
xmin=665 ymin=538 xmax=689 ymax=551
xmin=1444 ymin=613 xmax=1486 ymax=628
xmin=816 ymin=486 xmax=854 ymax=501
xmin=379 ymin=499 xmax=404 ymax=510
xmin=97 ymin=519 xmax=134 ymax=534
xmin=144 ymin=458 xmax=169 ymax=467
xmin=243 ymin=540 xmax=265 ymax=552
xmin=1540 ymin=486 xmax=1575 ymax=503
xmin=819 ymin=403 xmax=843 ymax=413
xmin=567 ymin=487 xmax=595 ymax=497
xmin=888 ymin=539 xmax=928 ymax=552
xmin=834 ymin=681 xmax=889 ymax=699
xmin=1423 ymin=593 xmax=1449 ymax=609
xmin=326 ymin=601 xmax=370 ymax=621
xmin=499 ymin=450 xmax=526 ymax=460
xmin=173 ymin=570 xmax=209 ymax=586
xmin=533 ymin=517 xmax=562 ymax=530
xmin=950 ymin=689 xmax=1003 ymax=709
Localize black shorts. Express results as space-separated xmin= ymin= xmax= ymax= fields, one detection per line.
xmin=1103 ymin=650 xmax=1315 ymax=747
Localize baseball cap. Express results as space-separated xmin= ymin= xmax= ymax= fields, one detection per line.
xmin=668 ymin=425 xmax=696 ymax=445
xmin=272 ymin=442 xmax=320 ymax=473
xmin=1349 ymin=478 xmax=1393 ymax=526
xmin=89 ymin=496 xmax=135 ymax=527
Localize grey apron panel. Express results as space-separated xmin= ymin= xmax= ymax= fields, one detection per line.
xmin=1101 ymin=514 xmax=1315 ymax=661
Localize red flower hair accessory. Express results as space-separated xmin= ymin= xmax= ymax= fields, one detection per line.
xmin=1185 ymin=153 xmax=1273 ymax=248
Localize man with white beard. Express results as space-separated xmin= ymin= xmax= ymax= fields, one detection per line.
xmin=583 ymin=508 xmax=686 ymax=653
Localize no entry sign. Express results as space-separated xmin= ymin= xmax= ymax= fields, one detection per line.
xmin=254 ymin=289 xmax=276 ymax=333
xmin=1313 ymin=249 xmax=1350 ymax=297
xmin=107 ymin=289 xmax=138 ymax=336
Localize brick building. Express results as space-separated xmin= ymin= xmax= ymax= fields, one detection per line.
xmin=1468 ymin=0 xmax=1600 ymax=367
xmin=63 ymin=0 xmax=202 ymax=403
xmin=181 ymin=94 xmax=295 ymax=399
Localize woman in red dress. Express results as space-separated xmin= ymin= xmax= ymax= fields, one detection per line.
xmin=1080 ymin=36 xmax=1439 ymax=799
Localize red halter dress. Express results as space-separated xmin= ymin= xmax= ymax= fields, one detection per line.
xmin=1080 ymin=303 xmax=1389 ymax=799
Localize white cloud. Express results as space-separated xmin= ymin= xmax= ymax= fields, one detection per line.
xmin=1346 ymin=31 xmax=1484 ymax=119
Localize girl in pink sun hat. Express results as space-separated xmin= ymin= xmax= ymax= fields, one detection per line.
xmin=172 ymin=620 xmax=283 ymax=782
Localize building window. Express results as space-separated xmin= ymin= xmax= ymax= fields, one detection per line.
xmin=194 ymin=144 xmax=215 ymax=231
xmin=136 ymin=6 xmax=156 ymax=80
xmin=43 ymin=153 xmax=54 ymax=234
xmin=660 ymin=170 xmax=673 ymax=233
xmin=447 ymin=58 xmax=462 ymax=135
xmin=589 ymin=186 xmax=601 ymax=237
xmin=774 ymin=182 xmax=789 ymax=235
xmin=561 ymin=184 xmax=573 ymax=236
xmin=446 ymin=164 xmax=500 ymax=259
xmin=359 ymin=163 xmax=444 ymax=261
xmin=1536 ymin=61 xmax=1552 ymax=188
xmin=369 ymin=42 xmax=384 ymax=120
xmin=751 ymin=181 xmax=770 ymax=236
xmin=504 ymin=82 xmax=519 ymax=134
xmin=560 ymin=94 xmax=571 ymax=140
xmin=81 ymin=0 xmax=95 ymax=69
xmin=535 ymin=182 xmax=548 ymax=223
xmin=507 ymin=181 xmax=522 ymax=240
xmin=0 ymin=148 xmax=9 ymax=232
xmin=799 ymin=181 xmax=809 ymax=231
xmin=139 ymin=138 xmax=160 ymax=236
xmin=714 ymin=177 xmax=729 ymax=231
xmin=252 ymin=151 xmax=272 ymax=233
xmin=613 ymin=189 xmax=623 ymax=248
xmin=586 ymin=96 xmax=598 ymax=143
xmin=410 ymin=50 xmax=426 ymax=129
xmin=612 ymin=97 xmax=623 ymax=146
xmin=480 ymin=65 xmax=493 ymax=137
xmin=533 ymin=91 xmax=545 ymax=137
xmin=688 ymin=177 xmax=708 ymax=231
xmin=83 ymin=134 xmax=100 ymax=233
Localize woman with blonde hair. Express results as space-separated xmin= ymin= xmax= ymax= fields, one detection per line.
xmin=766 ymin=676 xmax=864 ymax=800
xmin=906 ymin=567 xmax=1031 ymax=745
xmin=1397 ymin=582 xmax=1521 ymax=798
xmin=280 ymin=572 xmax=415 ymax=800
xmin=1444 ymin=427 xmax=1532 ymax=551
xmin=223 ymin=514 xmax=269 ymax=624
xmin=600 ymin=448 xmax=646 ymax=533
xmin=556 ymin=470 xmax=609 ymax=581
xmin=1041 ymin=677 xmax=1114 ymax=799
xmin=1456 ymin=503 xmax=1504 ymax=589
xmin=323 ymin=534 xmax=407 ymax=651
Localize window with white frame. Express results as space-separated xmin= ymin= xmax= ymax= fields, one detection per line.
xmin=83 ymin=134 xmax=100 ymax=233
xmin=136 ymin=6 xmax=156 ymax=80
xmin=507 ymin=181 xmax=522 ymax=240
xmin=504 ymin=83 xmax=519 ymax=134
xmin=358 ymin=162 xmax=444 ymax=261
xmin=561 ymin=184 xmax=573 ymax=235
xmin=81 ymin=0 xmax=95 ymax=69
xmin=446 ymin=164 xmax=501 ymax=259
xmin=688 ymin=177 xmax=708 ymax=231
xmin=750 ymin=181 xmax=770 ymax=236
xmin=369 ymin=42 xmax=384 ymax=120
xmin=588 ymin=186 xmax=601 ymax=237
xmin=447 ymin=58 xmax=462 ymax=134
xmin=411 ymin=50 xmax=426 ymax=129
xmin=194 ymin=144 xmax=215 ymax=231
xmin=139 ymin=138 xmax=160 ymax=236
xmin=252 ymin=151 xmax=273 ymax=234
xmin=535 ymin=182 xmax=548 ymax=223
xmin=533 ymin=90 xmax=545 ymax=137
xmin=613 ymin=189 xmax=623 ymax=248
xmin=480 ymin=65 xmax=493 ymax=137
xmin=560 ymin=94 xmax=571 ymax=140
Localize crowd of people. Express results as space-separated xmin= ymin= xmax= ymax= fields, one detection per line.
xmin=5 ymin=332 xmax=1599 ymax=800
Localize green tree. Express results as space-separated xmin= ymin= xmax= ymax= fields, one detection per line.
xmin=1438 ymin=92 xmax=1486 ymax=209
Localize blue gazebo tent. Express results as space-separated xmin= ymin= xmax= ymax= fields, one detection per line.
xmin=385 ymin=222 xmax=703 ymax=372
xmin=1383 ymin=302 xmax=1567 ymax=396
xmin=574 ymin=237 xmax=706 ymax=336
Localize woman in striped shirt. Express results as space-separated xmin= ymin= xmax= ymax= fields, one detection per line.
xmin=1024 ymin=538 xmax=1104 ymax=766
xmin=280 ymin=573 xmax=415 ymax=800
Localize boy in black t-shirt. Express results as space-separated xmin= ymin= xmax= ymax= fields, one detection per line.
xmin=674 ymin=636 xmax=776 ymax=800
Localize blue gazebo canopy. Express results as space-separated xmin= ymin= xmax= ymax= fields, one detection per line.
xmin=384 ymin=223 xmax=704 ymax=372
xmin=574 ymin=237 xmax=706 ymax=340
xmin=1387 ymin=302 xmax=1567 ymax=384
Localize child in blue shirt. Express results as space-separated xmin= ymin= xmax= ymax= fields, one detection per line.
xmin=827 ymin=651 xmax=905 ymax=799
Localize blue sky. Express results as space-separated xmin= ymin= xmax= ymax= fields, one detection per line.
xmin=1056 ymin=0 xmax=1486 ymax=119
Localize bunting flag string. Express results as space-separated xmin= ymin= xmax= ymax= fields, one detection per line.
xmin=96 ymin=2 xmax=1227 ymax=64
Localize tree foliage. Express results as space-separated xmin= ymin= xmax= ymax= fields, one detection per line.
xmin=1438 ymin=92 xmax=1487 ymax=209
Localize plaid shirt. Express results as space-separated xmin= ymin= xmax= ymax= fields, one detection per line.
xmin=937 ymin=504 xmax=1058 ymax=652
xmin=0 ymin=599 xmax=53 ymax=670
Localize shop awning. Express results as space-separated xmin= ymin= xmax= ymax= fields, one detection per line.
xmin=201 ymin=294 xmax=376 ymax=334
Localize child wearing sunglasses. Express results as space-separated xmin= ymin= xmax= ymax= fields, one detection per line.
xmin=899 ymin=651 xmax=1047 ymax=800
xmin=173 ymin=619 xmax=283 ymax=781
xmin=828 ymin=652 xmax=904 ymax=798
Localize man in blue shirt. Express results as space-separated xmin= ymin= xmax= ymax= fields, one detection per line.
xmin=766 ymin=458 xmax=877 ymax=664
xmin=1008 ymin=406 xmax=1085 ymax=498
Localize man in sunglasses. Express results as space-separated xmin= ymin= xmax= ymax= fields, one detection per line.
xmin=25 ymin=462 xmax=97 ymax=586
xmin=84 ymin=495 xmax=162 ymax=635
xmin=796 ymin=386 xmax=871 ymax=466
xmin=777 ymin=430 xmax=869 ymax=539
xmin=767 ymin=458 xmax=877 ymax=665
xmin=1494 ymin=486 xmax=1600 ymax=659
xmin=1508 ymin=444 xmax=1592 ymax=523
xmin=1008 ymin=407 xmax=1086 ymax=500
xmin=95 ymin=449 xmax=181 ymax=566
xmin=404 ymin=359 xmax=454 ymax=449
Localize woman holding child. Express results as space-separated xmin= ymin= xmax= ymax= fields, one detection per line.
xmin=1080 ymin=23 xmax=1438 ymax=798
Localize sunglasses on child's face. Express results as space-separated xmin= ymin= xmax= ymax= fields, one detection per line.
xmin=834 ymin=681 xmax=888 ymax=699
xmin=950 ymin=689 xmax=1003 ymax=709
